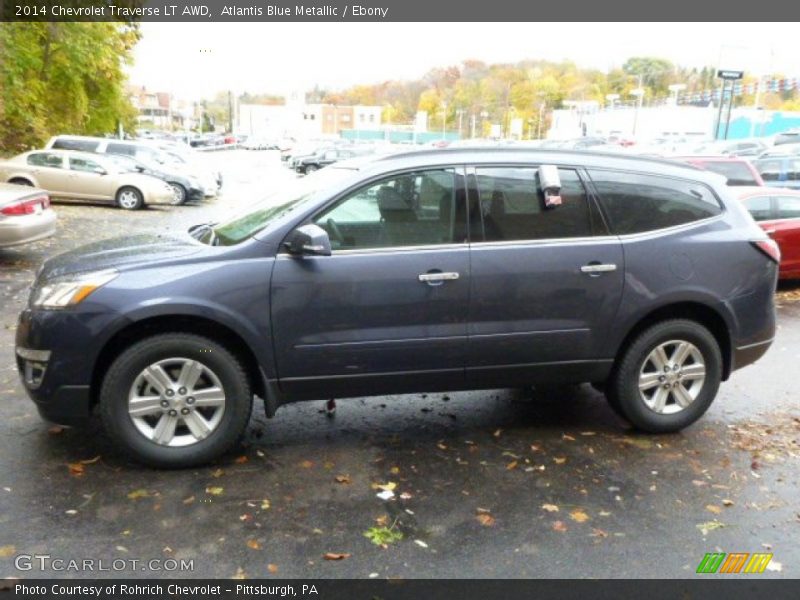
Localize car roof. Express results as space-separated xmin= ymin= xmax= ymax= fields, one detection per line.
xmin=676 ymin=156 xmax=751 ymax=163
xmin=345 ymin=147 xmax=721 ymax=183
xmin=24 ymin=149 xmax=114 ymax=164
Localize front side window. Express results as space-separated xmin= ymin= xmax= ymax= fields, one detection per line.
xmin=313 ymin=169 xmax=462 ymax=250
xmin=776 ymin=196 xmax=800 ymax=219
xmin=69 ymin=157 xmax=103 ymax=173
xmin=474 ymin=167 xmax=593 ymax=241
xmin=742 ymin=195 xmax=773 ymax=221
xmin=27 ymin=152 xmax=63 ymax=168
xmin=589 ymin=170 xmax=722 ymax=235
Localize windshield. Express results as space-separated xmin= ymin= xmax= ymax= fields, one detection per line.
xmin=212 ymin=167 xmax=355 ymax=246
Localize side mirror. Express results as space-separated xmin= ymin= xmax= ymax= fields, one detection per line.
xmin=285 ymin=224 xmax=332 ymax=256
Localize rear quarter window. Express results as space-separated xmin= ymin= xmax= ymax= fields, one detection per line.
xmin=588 ymin=170 xmax=722 ymax=235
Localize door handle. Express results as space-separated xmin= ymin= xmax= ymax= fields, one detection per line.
xmin=418 ymin=271 xmax=460 ymax=284
xmin=580 ymin=263 xmax=617 ymax=274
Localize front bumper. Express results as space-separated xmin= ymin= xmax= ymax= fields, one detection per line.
xmin=0 ymin=211 xmax=57 ymax=248
xmin=14 ymin=307 xmax=120 ymax=425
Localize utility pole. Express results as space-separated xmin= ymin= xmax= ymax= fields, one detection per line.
xmin=228 ymin=90 xmax=234 ymax=134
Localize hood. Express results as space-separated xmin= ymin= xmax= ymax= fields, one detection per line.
xmin=39 ymin=233 xmax=205 ymax=281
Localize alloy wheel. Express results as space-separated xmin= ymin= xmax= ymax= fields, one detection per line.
xmin=127 ymin=357 xmax=226 ymax=447
xmin=637 ymin=339 xmax=706 ymax=415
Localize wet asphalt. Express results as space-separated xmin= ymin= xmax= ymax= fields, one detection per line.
xmin=0 ymin=151 xmax=798 ymax=579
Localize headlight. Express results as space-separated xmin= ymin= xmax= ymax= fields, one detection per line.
xmin=31 ymin=270 xmax=118 ymax=309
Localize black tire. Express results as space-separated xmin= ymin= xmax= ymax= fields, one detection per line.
xmin=100 ymin=333 xmax=252 ymax=468
xmin=9 ymin=178 xmax=33 ymax=186
xmin=304 ymin=164 xmax=318 ymax=173
xmin=168 ymin=182 xmax=187 ymax=205
xmin=115 ymin=186 xmax=144 ymax=210
xmin=606 ymin=319 xmax=722 ymax=433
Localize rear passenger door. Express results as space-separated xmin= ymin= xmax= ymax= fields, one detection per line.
xmin=465 ymin=165 xmax=624 ymax=385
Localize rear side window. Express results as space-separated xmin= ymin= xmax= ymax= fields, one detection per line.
xmin=700 ymin=161 xmax=758 ymax=186
xmin=51 ymin=138 xmax=98 ymax=152
xmin=27 ymin=152 xmax=63 ymax=168
xmin=588 ymin=170 xmax=722 ymax=235
xmin=776 ymin=196 xmax=800 ymax=219
xmin=474 ymin=167 xmax=594 ymax=241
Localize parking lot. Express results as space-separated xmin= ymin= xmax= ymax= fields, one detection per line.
xmin=1 ymin=150 xmax=798 ymax=579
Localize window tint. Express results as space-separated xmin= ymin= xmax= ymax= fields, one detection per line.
xmin=26 ymin=152 xmax=63 ymax=168
xmin=51 ymin=138 xmax=98 ymax=152
xmin=68 ymin=157 xmax=103 ymax=173
xmin=776 ymin=196 xmax=800 ymax=219
xmin=314 ymin=169 xmax=462 ymax=250
xmin=700 ymin=161 xmax=758 ymax=186
xmin=755 ymin=159 xmax=783 ymax=182
xmin=589 ymin=170 xmax=722 ymax=234
xmin=474 ymin=167 xmax=593 ymax=241
xmin=742 ymin=195 xmax=772 ymax=221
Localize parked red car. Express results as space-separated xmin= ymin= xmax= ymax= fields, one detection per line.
xmin=677 ymin=156 xmax=765 ymax=187
xmin=738 ymin=187 xmax=800 ymax=279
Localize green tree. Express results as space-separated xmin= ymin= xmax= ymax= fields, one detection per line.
xmin=0 ymin=22 xmax=139 ymax=154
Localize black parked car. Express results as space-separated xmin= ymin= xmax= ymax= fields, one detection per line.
xmin=107 ymin=155 xmax=205 ymax=204
xmin=295 ymin=148 xmax=364 ymax=174
xmin=16 ymin=149 xmax=777 ymax=467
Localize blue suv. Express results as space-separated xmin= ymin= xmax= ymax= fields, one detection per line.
xmin=16 ymin=149 xmax=778 ymax=467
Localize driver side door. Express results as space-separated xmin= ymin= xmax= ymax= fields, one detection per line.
xmin=270 ymin=168 xmax=470 ymax=399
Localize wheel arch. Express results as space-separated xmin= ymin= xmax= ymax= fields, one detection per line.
xmin=90 ymin=314 xmax=267 ymax=409
xmin=614 ymin=301 xmax=733 ymax=380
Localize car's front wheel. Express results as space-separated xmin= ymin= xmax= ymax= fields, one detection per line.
xmin=606 ymin=319 xmax=722 ymax=433
xmin=100 ymin=333 xmax=252 ymax=468
xmin=168 ymin=183 xmax=187 ymax=205
xmin=116 ymin=186 xmax=144 ymax=210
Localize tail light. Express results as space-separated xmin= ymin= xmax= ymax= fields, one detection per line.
xmin=751 ymin=239 xmax=781 ymax=264
xmin=0 ymin=194 xmax=50 ymax=216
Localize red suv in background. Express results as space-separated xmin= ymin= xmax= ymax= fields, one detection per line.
xmin=737 ymin=187 xmax=800 ymax=279
xmin=677 ymin=156 xmax=765 ymax=187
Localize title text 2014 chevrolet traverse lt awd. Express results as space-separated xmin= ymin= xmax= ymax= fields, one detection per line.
xmin=16 ymin=149 xmax=778 ymax=467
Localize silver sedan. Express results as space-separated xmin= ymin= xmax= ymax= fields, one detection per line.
xmin=0 ymin=183 xmax=57 ymax=248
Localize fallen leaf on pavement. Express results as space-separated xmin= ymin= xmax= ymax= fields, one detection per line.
xmin=541 ymin=503 xmax=560 ymax=512
xmin=205 ymin=486 xmax=224 ymax=496
xmin=722 ymin=499 xmax=734 ymax=507
xmin=476 ymin=513 xmax=496 ymax=526
xmin=335 ymin=475 xmax=351 ymax=484
xmin=127 ymin=489 xmax=150 ymax=500
xmin=299 ymin=460 xmax=314 ymax=469
xmin=553 ymin=457 xmax=567 ymax=465
xmin=260 ymin=499 xmax=270 ymax=510
xmin=506 ymin=461 xmax=518 ymax=470
xmin=211 ymin=468 xmax=224 ymax=478
xmin=48 ymin=426 xmax=65 ymax=435
xmin=375 ymin=515 xmax=389 ymax=526
xmin=323 ymin=552 xmax=351 ymax=561
xmin=246 ymin=539 xmax=261 ymax=550
xmin=183 ymin=496 xmax=195 ymax=505
xmin=562 ymin=434 xmax=576 ymax=441
xmin=371 ymin=482 xmax=397 ymax=491
xmin=67 ymin=463 xmax=85 ymax=477
xmin=0 ymin=545 xmax=15 ymax=558
xmin=376 ymin=490 xmax=395 ymax=500
xmin=697 ymin=520 xmax=725 ymax=535
xmin=706 ymin=504 xmax=722 ymax=514
xmin=234 ymin=455 xmax=248 ymax=464
xmin=493 ymin=429 xmax=502 ymax=438
xmin=399 ymin=492 xmax=413 ymax=500
xmin=267 ymin=564 xmax=278 ymax=574
xmin=80 ymin=455 xmax=101 ymax=465
xmin=414 ymin=539 xmax=429 ymax=548
xmin=570 ymin=509 xmax=590 ymax=523
xmin=552 ymin=520 xmax=568 ymax=532
xmin=590 ymin=528 xmax=608 ymax=538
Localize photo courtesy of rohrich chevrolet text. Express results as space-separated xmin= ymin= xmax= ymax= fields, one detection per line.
xmin=0 ymin=1 xmax=799 ymax=597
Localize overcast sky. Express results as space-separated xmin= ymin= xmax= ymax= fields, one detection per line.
xmin=129 ymin=22 xmax=797 ymax=100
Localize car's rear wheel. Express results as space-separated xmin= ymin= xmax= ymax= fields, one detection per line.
xmin=116 ymin=186 xmax=144 ymax=210
xmin=100 ymin=333 xmax=252 ymax=468
xmin=607 ymin=319 xmax=721 ymax=433
xmin=168 ymin=183 xmax=187 ymax=205
xmin=304 ymin=164 xmax=318 ymax=173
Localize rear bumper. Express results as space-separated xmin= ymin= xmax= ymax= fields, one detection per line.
xmin=0 ymin=211 xmax=57 ymax=247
